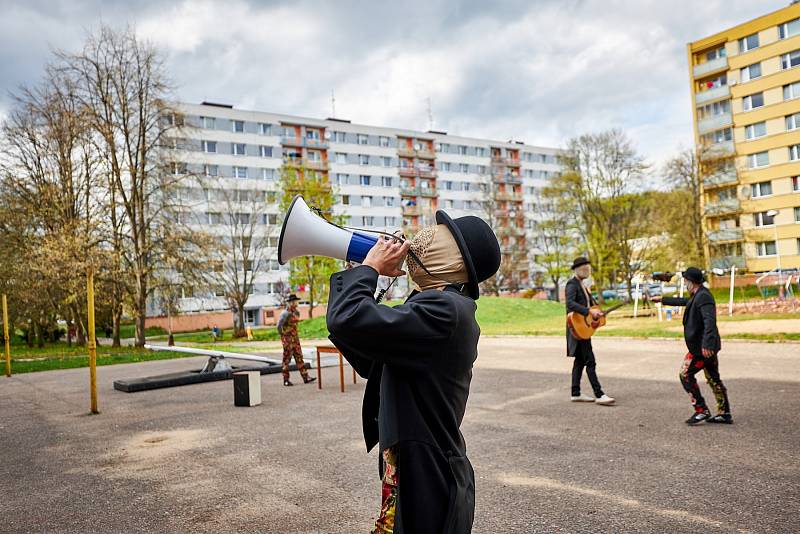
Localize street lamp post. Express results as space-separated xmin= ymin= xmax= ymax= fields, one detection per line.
xmin=766 ymin=209 xmax=781 ymax=282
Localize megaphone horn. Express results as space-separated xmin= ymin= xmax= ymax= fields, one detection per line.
xmin=278 ymin=195 xmax=379 ymax=265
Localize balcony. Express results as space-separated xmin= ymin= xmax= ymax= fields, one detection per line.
xmin=710 ymin=255 xmax=746 ymax=270
xmin=399 ymin=166 xmax=418 ymax=177
xmin=280 ymin=136 xmax=303 ymax=147
xmin=418 ymin=167 xmax=437 ymax=178
xmin=704 ymin=198 xmax=741 ymax=216
xmin=695 ymin=85 xmax=730 ymax=105
xmin=400 ymin=186 xmax=439 ymax=198
xmin=495 ymin=191 xmax=524 ymax=202
xmin=697 ymin=112 xmax=733 ymax=135
xmin=498 ymin=226 xmax=526 ymax=237
xmin=304 ymin=137 xmax=328 ymax=149
xmin=416 ymin=149 xmax=436 ymax=160
xmin=701 ymin=140 xmax=735 ymax=158
xmin=693 ymin=56 xmax=728 ymax=79
xmin=283 ymin=157 xmax=328 ymax=171
xmin=702 ymin=168 xmax=738 ymax=189
xmin=494 ymin=175 xmax=522 ymax=185
xmin=397 ymin=147 xmax=415 ymax=158
xmin=707 ymin=228 xmax=743 ymax=242
xmin=402 ymin=206 xmax=421 ymax=216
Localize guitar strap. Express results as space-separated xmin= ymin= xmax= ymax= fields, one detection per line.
xmin=577 ymin=277 xmax=594 ymax=307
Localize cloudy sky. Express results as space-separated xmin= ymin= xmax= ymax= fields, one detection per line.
xmin=0 ymin=0 xmax=790 ymax=175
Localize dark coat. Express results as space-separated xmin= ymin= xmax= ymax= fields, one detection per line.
xmin=661 ymin=286 xmax=721 ymax=356
xmin=326 ymin=265 xmax=478 ymax=534
xmin=565 ymin=276 xmax=596 ymax=357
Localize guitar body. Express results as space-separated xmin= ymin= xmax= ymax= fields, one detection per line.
xmin=567 ymin=305 xmax=607 ymax=340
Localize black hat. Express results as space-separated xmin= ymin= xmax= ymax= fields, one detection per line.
xmin=286 ymin=294 xmax=300 ymax=302
xmin=682 ymin=267 xmax=705 ymax=284
xmin=571 ymin=257 xmax=591 ymax=270
xmin=435 ymin=211 xmax=501 ymax=300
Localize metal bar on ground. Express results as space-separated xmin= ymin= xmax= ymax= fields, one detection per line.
xmin=339 ymin=351 xmax=345 ymax=393
xmin=87 ymin=269 xmax=98 ymax=414
xmin=143 ymin=344 xmax=282 ymax=365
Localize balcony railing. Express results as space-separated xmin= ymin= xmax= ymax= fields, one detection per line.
xmin=400 ymin=186 xmax=438 ymax=197
xmin=697 ymin=112 xmax=733 ymax=135
xmin=693 ymin=56 xmax=728 ymax=79
xmin=707 ymin=228 xmax=743 ymax=242
xmin=399 ymin=167 xmax=418 ymax=177
xmin=695 ymin=85 xmax=730 ymax=105
xmin=710 ymin=255 xmax=746 ymax=270
xmin=495 ymin=191 xmax=524 ymax=202
xmin=280 ymin=136 xmax=328 ymax=149
xmin=416 ymin=149 xmax=436 ymax=160
xmin=704 ymin=198 xmax=741 ymax=216
xmin=493 ymin=175 xmax=522 ymax=185
xmin=402 ymin=206 xmax=421 ymax=216
xmin=702 ymin=168 xmax=738 ymax=188
xmin=283 ymin=157 xmax=328 ymax=170
xmin=418 ymin=168 xmax=437 ymax=178
xmin=397 ymin=147 xmax=415 ymax=157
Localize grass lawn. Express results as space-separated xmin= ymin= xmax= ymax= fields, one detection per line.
xmin=4 ymin=340 xmax=194 ymax=374
xmin=8 ymin=297 xmax=799 ymax=374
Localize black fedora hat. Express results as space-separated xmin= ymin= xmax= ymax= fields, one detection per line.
xmin=571 ymin=257 xmax=591 ymax=270
xmin=435 ymin=211 xmax=501 ymax=300
xmin=286 ymin=294 xmax=301 ymax=302
xmin=681 ymin=267 xmax=705 ymax=284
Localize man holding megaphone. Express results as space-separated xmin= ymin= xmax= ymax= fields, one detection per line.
xmin=324 ymin=210 xmax=501 ymax=534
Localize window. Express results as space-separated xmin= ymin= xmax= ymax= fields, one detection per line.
xmin=438 ymin=143 xmax=450 ymax=153
xmin=204 ymin=164 xmax=218 ymax=177
xmin=334 ymin=131 xmax=347 ymax=143
xmin=359 ymin=154 xmax=370 ymax=166
xmin=202 ymin=140 xmax=217 ymax=153
xmin=791 ymin=145 xmax=800 ymax=161
xmin=748 ymin=152 xmax=770 ymax=169
xmin=259 ymin=123 xmax=271 ymax=135
xmin=261 ymin=168 xmax=275 ymax=181
xmin=780 ymin=18 xmax=800 ymax=39
xmin=306 ymin=129 xmax=320 ymax=140
xmin=441 ymin=162 xmax=451 ymax=171
xmin=443 ymin=181 xmax=453 ymax=190
xmin=232 ymin=120 xmax=245 ymax=133
xmin=306 ymin=151 xmax=321 ymax=162
xmin=379 ymin=136 xmax=390 ymax=147
xmin=233 ymin=143 xmax=246 ymax=156
xmin=699 ymin=100 xmax=730 ymax=119
xmin=754 ymin=211 xmax=775 ymax=227
xmin=703 ymin=74 xmax=727 ymax=90
xmin=171 ymin=162 xmax=187 ymax=175
xmin=705 ymin=46 xmax=726 ymax=61
xmin=357 ymin=134 xmax=368 ymax=145
xmin=380 ymin=176 xmax=392 ymax=187
xmin=359 ymin=175 xmax=371 ymax=186
xmin=363 ymin=216 xmax=374 ymax=226
xmin=475 ymin=147 xmax=485 ymax=157
xmin=460 ymin=163 xmax=469 ymax=174
xmin=743 ymin=92 xmax=764 ymax=111
xmin=458 ymin=145 xmax=468 ymax=155
xmin=756 ymin=241 xmax=777 ymax=257
xmin=233 ymin=166 xmax=248 ymax=179
xmin=341 ymin=195 xmax=350 ymax=205
xmin=478 ymin=165 xmax=487 ymax=174
xmin=385 ymin=216 xmax=396 ymax=226
xmin=793 ymin=176 xmax=800 ymax=192
xmin=445 ymin=199 xmax=454 ymax=209
xmin=259 ymin=145 xmax=272 ymax=157
xmin=384 ymin=196 xmax=395 ymax=207
xmin=740 ymin=63 xmax=761 ymax=82
xmin=202 ymin=116 xmax=215 ymax=129
xmin=362 ymin=196 xmax=372 ymax=208
xmin=795 ymin=207 xmax=800 ymax=223
xmin=781 ymin=50 xmax=800 ymax=70
xmin=751 ymin=180 xmax=772 ymax=197
xmin=785 ymin=81 xmax=800 ymax=100
xmin=738 ymin=33 xmax=760 ymax=53
xmin=745 ymin=122 xmax=767 ymax=139
xmin=334 ymin=152 xmax=347 ymax=164
xmin=787 ymin=113 xmax=800 ymax=132
xmin=381 ymin=156 xmax=392 ymax=168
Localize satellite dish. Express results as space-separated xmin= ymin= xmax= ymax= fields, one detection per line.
xmin=740 ymin=186 xmax=751 ymax=199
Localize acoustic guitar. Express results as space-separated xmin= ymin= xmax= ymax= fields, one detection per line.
xmin=567 ymin=302 xmax=626 ymax=340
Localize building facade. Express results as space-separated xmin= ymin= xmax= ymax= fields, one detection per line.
xmin=167 ymin=101 xmax=560 ymax=324
xmin=689 ymin=3 xmax=800 ymax=273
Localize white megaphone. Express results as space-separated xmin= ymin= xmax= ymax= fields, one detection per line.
xmin=278 ymin=195 xmax=379 ymax=265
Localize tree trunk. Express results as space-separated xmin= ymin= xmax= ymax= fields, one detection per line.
xmin=134 ymin=286 xmax=147 ymax=348
xmin=235 ymin=303 xmax=246 ymax=338
xmin=552 ymin=279 xmax=560 ymax=302
xmin=112 ymin=308 xmax=122 ymax=347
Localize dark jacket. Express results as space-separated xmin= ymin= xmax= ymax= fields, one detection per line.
xmin=565 ymin=276 xmax=596 ymax=357
xmin=662 ymin=286 xmax=721 ymax=356
xmin=326 ymin=265 xmax=477 ymax=534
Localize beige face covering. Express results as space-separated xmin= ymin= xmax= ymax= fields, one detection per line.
xmin=406 ymin=224 xmax=469 ymax=292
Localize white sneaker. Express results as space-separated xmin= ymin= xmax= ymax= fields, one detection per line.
xmin=570 ymin=393 xmax=596 ymax=402
xmin=595 ymin=394 xmax=616 ymax=406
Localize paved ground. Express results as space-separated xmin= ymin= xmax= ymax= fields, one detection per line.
xmin=1 ymin=336 xmax=798 ymax=533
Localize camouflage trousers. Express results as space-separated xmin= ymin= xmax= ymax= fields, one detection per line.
xmin=280 ymin=334 xmax=308 ymax=381
xmin=679 ymin=352 xmax=731 ymax=414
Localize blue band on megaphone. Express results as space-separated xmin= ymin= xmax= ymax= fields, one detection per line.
xmin=346 ymin=232 xmax=379 ymax=263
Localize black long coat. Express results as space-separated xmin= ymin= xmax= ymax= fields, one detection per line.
xmin=326 ymin=265 xmax=478 ymax=534
xmin=565 ymin=276 xmax=596 ymax=357
xmin=662 ymin=286 xmax=721 ymax=356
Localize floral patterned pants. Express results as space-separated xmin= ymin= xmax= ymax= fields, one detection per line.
xmin=372 ymin=447 xmax=398 ymax=534
xmin=679 ymin=352 xmax=731 ymax=414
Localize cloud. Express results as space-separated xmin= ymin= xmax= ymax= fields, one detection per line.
xmin=0 ymin=0 xmax=790 ymax=176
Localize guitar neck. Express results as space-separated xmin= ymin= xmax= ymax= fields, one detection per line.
xmin=602 ymin=302 xmax=626 ymax=314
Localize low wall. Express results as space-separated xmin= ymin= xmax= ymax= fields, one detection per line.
xmin=708 ymin=275 xmax=761 ymax=288
xmin=146 ymin=311 xmax=234 ymax=333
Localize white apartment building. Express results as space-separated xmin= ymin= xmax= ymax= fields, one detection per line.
xmin=164 ymin=101 xmax=561 ymax=325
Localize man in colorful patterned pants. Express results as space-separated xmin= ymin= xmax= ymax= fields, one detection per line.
xmin=656 ymin=267 xmax=732 ymax=425
xmin=277 ymin=294 xmax=315 ymax=387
